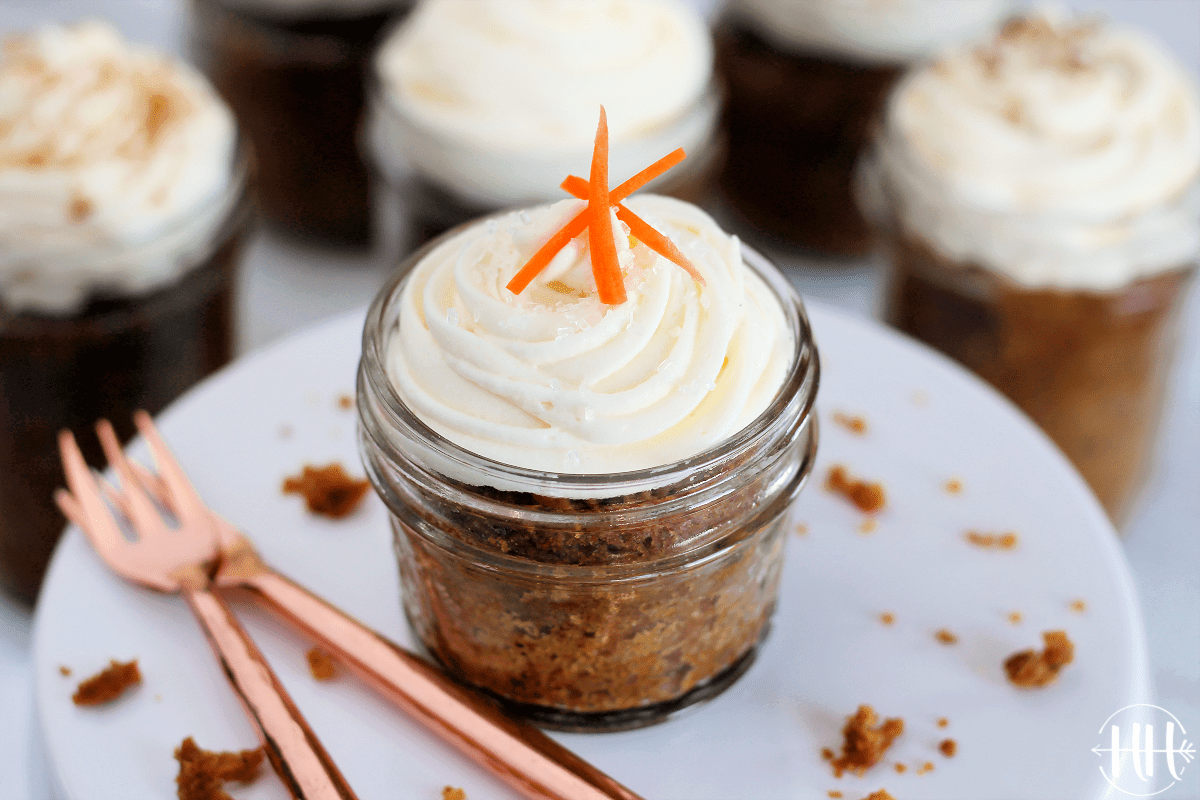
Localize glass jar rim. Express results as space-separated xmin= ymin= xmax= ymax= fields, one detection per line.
xmin=358 ymin=218 xmax=819 ymax=499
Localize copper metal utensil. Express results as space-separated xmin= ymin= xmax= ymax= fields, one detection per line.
xmin=63 ymin=412 xmax=644 ymax=800
xmin=56 ymin=413 xmax=358 ymax=800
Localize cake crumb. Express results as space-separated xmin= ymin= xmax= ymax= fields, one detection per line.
xmin=1008 ymin=611 xmax=1023 ymax=625
xmin=1070 ymin=599 xmax=1087 ymax=613
xmin=894 ymin=762 xmax=906 ymax=773
xmin=825 ymin=466 xmax=886 ymax=513
xmin=827 ymin=792 xmax=843 ymax=799
xmin=69 ymin=193 xmax=93 ymax=223
xmin=307 ymin=647 xmax=337 ymax=681
xmin=965 ymin=531 xmax=1019 ymax=549
xmin=283 ymin=463 xmax=370 ymax=518
xmin=944 ymin=478 xmax=963 ymax=494
xmin=917 ymin=761 xmax=935 ymax=775
xmin=828 ymin=705 xmax=904 ymax=778
xmin=822 ymin=747 xmax=835 ymax=761
xmin=795 ymin=523 xmax=809 ymax=536
xmin=864 ymin=791 xmax=896 ymax=800
xmin=939 ymin=738 xmax=957 ymax=757
xmin=937 ymin=717 xmax=949 ymax=728
xmin=442 ymin=788 xmax=466 ymax=800
xmin=58 ymin=665 xmax=71 ymax=677
xmin=935 ymin=628 xmax=958 ymax=645
xmin=832 ymin=412 xmax=868 ymax=435
xmin=858 ymin=519 xmax=877 ymax=534
xmin=337 ymin=394 xmax=354 ymax=410
xmin=174 ymin=736 xmax=263 ymax=800
xmin=1004 ymin=630 xmax=1074 ymax=688
xmin=72 ymin=659 xmax=140 ymax=706
xmin=879 ymin=612 xmax=895 ymax=626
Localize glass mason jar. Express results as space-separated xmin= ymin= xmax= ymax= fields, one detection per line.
xmin=358 ymin=237 xmax=819 ymax=731
xmin=713 ymin=0 xmax=1011 ymax=257
xmin=0 ymin=150 xmax=253 ymax=605
xmin=190 ymin=0 xmax=413 ymax=248
xmin=885 ymin=231 xmax=1196 ymax=527
xmin=365 ymin=78 xmax=723 ymax=258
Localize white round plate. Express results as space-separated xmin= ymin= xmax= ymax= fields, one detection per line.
xmin=33 ymin=302 xmax=1150 ymax=800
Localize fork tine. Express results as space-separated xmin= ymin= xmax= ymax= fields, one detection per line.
xmin=133 ymin=410 xmax=209 ymax=524
xmin=53 ymin=488 xmax=86 ymax=531
xmin=57 ymin=429 xmax=134 ymax=565
xmin=95 ymin=419 xmax=165 ymax=534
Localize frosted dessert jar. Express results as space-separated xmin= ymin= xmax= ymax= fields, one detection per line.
xmin=366 ymin=0 xmax=721 ymax=254
xmin=358 ymin=195 xmax=819 ymax=731
xmin=190 ymin=0 xmax=413 ymax=247
xmin=714 ymin=0 xmax=1012 ymax=255
xmin=870 ymin=12 xmax=1200 ymax=524
xmin=0 ymin=22 xmax=251 ymax=604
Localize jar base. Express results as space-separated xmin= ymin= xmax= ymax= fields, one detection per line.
xmin=413 ymin=625 xmax=770 ymax=734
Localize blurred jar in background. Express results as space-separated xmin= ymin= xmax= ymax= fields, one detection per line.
xmin=715 ymin=0 xmax=1011 ymax=256
xmin=366 ymin=0 xmax=721 ymax=255
xmin=0 ymin=22 xmax=252 ymax=604
xmin=866 ymin=11 xmax=1200 ymax=525
xmin=190 ymin=0 xmax=413 ymax=248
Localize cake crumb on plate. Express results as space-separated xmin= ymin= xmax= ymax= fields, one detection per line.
xmin=825 ymin=466 xmax=886 ymax=513
xmin=827 ymin=705 xmax=904 ymax=777
xmin=1005 ymin=630 xmax=1074 ymax=687
xmin=283 ymin=463 xmax=370 ymax=518
xmin=175 ymin=736 xmax=263 ymax=800
xmin=307 ymin=646 xmax=337 ymax=681
xmin=72 ymin=659 xmax=140 ymax=706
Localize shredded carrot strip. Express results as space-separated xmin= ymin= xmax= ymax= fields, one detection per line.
xmin=588 ymin=108 xmax=625 ymax=305
xmin=560 ymin=176 xmax=704 ymax=285
xmin=560 ymin=174 xmax=590 ymax=198
xmin=616 ymin=207 xmax=705 ymax=285
xmin=505 ymin=209 xmax=588 ymax=295
xmin=560 ymin=147 xmax=685 ymax=204
xmin=506 ymin=113 xmax=689 ymax=302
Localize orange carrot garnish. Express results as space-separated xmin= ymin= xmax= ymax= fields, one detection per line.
xmin=617 ymin=209 xmax=704 ymax=284
xmin=560 ymin=175 xmax=704 ymax=285
xmin=587 ymin=108 xmax=625 ymax=305
xmin=506 ymin=209 xmax=588 ymax=296
xmin=504 ymin=110 xmax=693 ymax=303
xmin=561 ymin=147 xmax=686 ymax=204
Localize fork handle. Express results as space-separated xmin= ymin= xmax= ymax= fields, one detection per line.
xmin=183 ymin=585 xmax=359 ymax=800
xmin=239 ymin=570 xmax=643 ymax=800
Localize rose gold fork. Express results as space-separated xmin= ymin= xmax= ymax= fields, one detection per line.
xmin=64 ymin=412 xmax=643 ymax=800
xmin=55 ymin=415 xmax=358 ymax=800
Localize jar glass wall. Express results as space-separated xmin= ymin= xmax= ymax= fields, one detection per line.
xmin=0 ymin=153 xmax=252 ymax=605
xmin=358 ymin=238 xmax=819 ymax=731
xmin=884 ymin=230 xmax=1196 ymax=526
xmin=190 ymin=0 xmax=412 ymax=248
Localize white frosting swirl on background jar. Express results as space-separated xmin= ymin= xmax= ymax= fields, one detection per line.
xmin=385 ymin=195 xmax=793 ymax=475
xmin=369 ymin=0 xmax=716 ymax=206
xmin=214 ymin=0 xmax=404 ymax=17
xmin=732 ymin=0 xmax=1013 ymax=64
xmin=870 ymin=10 xmax=1200 ymax=290
xmin=0 ymin=22 xmax=238 ymax=314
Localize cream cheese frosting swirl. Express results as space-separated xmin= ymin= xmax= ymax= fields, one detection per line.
xmin=369 ymin=0 xmax=716 ymax=206
xmin=0 ymin=22 xmax=238 ymax=314
xmin=870 ymin=10 xmax=1200 ymax=289
xmin=385 ymin=195 xmax=793 ymax=475
xmin=733 ymin=0 xmax=1013 ymax=65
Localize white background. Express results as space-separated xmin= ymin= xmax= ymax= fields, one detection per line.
xmin=0 ymin=1 xmax=1197 ymax=798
